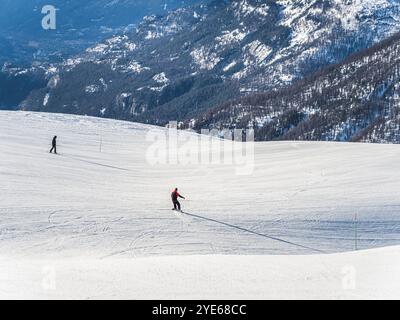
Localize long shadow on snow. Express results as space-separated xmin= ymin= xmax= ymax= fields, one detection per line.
xmin=62 ymin=155 xmax=130 ymax=171
xmin=182 ymin=211 xmax=326 ymax=254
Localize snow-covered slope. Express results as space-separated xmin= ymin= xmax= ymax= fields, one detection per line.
xmin=3 ymin=247 xmax=400 ymax=299
xmin=1 ymin=111 xmax=400 ymax=299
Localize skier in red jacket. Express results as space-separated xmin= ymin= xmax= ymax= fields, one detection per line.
xmin=171 ymin=188 xmax=185 ymax=212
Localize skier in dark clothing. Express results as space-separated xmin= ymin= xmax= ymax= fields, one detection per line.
xmin=171 ymin=188 xmax=185 ymax=212
xmin=49 ymin=136 xmax=57 ymax=154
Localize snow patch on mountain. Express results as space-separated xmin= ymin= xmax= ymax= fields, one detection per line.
xmin=87 ymin=43 xmax=109 ymax=54
xmin=47 ymin=75 xmax=60 ymax=89
xmin=153 ymin=72 xmax=169 ymax=84
xmin=126 ymin=61 xmax=149 ymax=74
xmin=43 ymin=93 xmax=50 ymax=106
xmin=244 ymin=40 xmax=272 ymax=66
xmin=150 ymin=72 xmax=170 ymax=91
xmin=233 ymin=0 xmax=270 ymax=18
xmin=85 ymin=85 xmax=101 ymax=94
xmin=223 ymin=61 xmax=238 ymax=72
xmin=215 ymin=29 xmax=248 ymax=47
xmin=191 ymin=46 xmax=221 ymax=70
xmin=63 ymin=58 xmax=85 ymax=71
xmin=331 ymin=0 xmax=399 ymax=31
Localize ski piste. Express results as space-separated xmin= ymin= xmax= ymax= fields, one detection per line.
xmin=177 ymin=210 xmax=325 ymax=254
xmin=2 ymin=111 xmax=400 ymax=299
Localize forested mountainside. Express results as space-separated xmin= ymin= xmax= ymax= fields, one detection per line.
xmin=18 ymin=0 xmax=400 ymax=127
xmin=189 ymin=33 xmax=400 ymax=143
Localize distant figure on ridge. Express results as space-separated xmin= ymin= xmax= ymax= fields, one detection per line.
xmin=171 ymin=188 xmax=185 ymax=212
xmin=49 ymin=136 xmax=57 ymax=154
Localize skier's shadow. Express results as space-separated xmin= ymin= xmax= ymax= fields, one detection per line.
xmin=63 ymin=155 xmax=130 ymax=172
xmin=182 ymin=211 xmax=325 ymax=254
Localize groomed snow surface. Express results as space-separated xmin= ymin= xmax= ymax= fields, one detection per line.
xmin=1 ymin=111 xmax=400 ymax=299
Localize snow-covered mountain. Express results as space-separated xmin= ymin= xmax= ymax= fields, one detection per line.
xmin=0 ymin=0 xmax=205 ymax=109
xmin=189 ymin=32 xmax=400 ymax=143
xmin=1 ymin=111 xmax=400 ymax=299
xmin=0 ymin=0 xmax=204 ymax=64
xmin=16 ymin=0 xmax=400 ymax=124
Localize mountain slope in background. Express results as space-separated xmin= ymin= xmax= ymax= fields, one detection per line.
xmin=0 ymin=0 xmax=203 ymax=64
xmin=189 ymin=33 xmax=400 ymax=143
xmin=0 ymin=0 xmax=205 ymax=109
xmin=18 ymin=0 xmax=400 ymax=126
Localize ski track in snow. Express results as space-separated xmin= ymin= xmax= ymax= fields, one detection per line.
xmin=1 ymin=111 xmax=400 ymax=299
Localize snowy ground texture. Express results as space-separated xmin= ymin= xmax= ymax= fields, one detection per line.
xmin=1 ymin=111 xmax=400 ymax=299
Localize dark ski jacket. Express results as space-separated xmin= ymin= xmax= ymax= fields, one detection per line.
xmin=52 ymin=136 xmax=57 ymax=146
xmin=171 ymin=191 xmax=184 ymax=202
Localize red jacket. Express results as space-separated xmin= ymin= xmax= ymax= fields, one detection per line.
xmin=171 ymin=191 xmax=184 ymax=202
